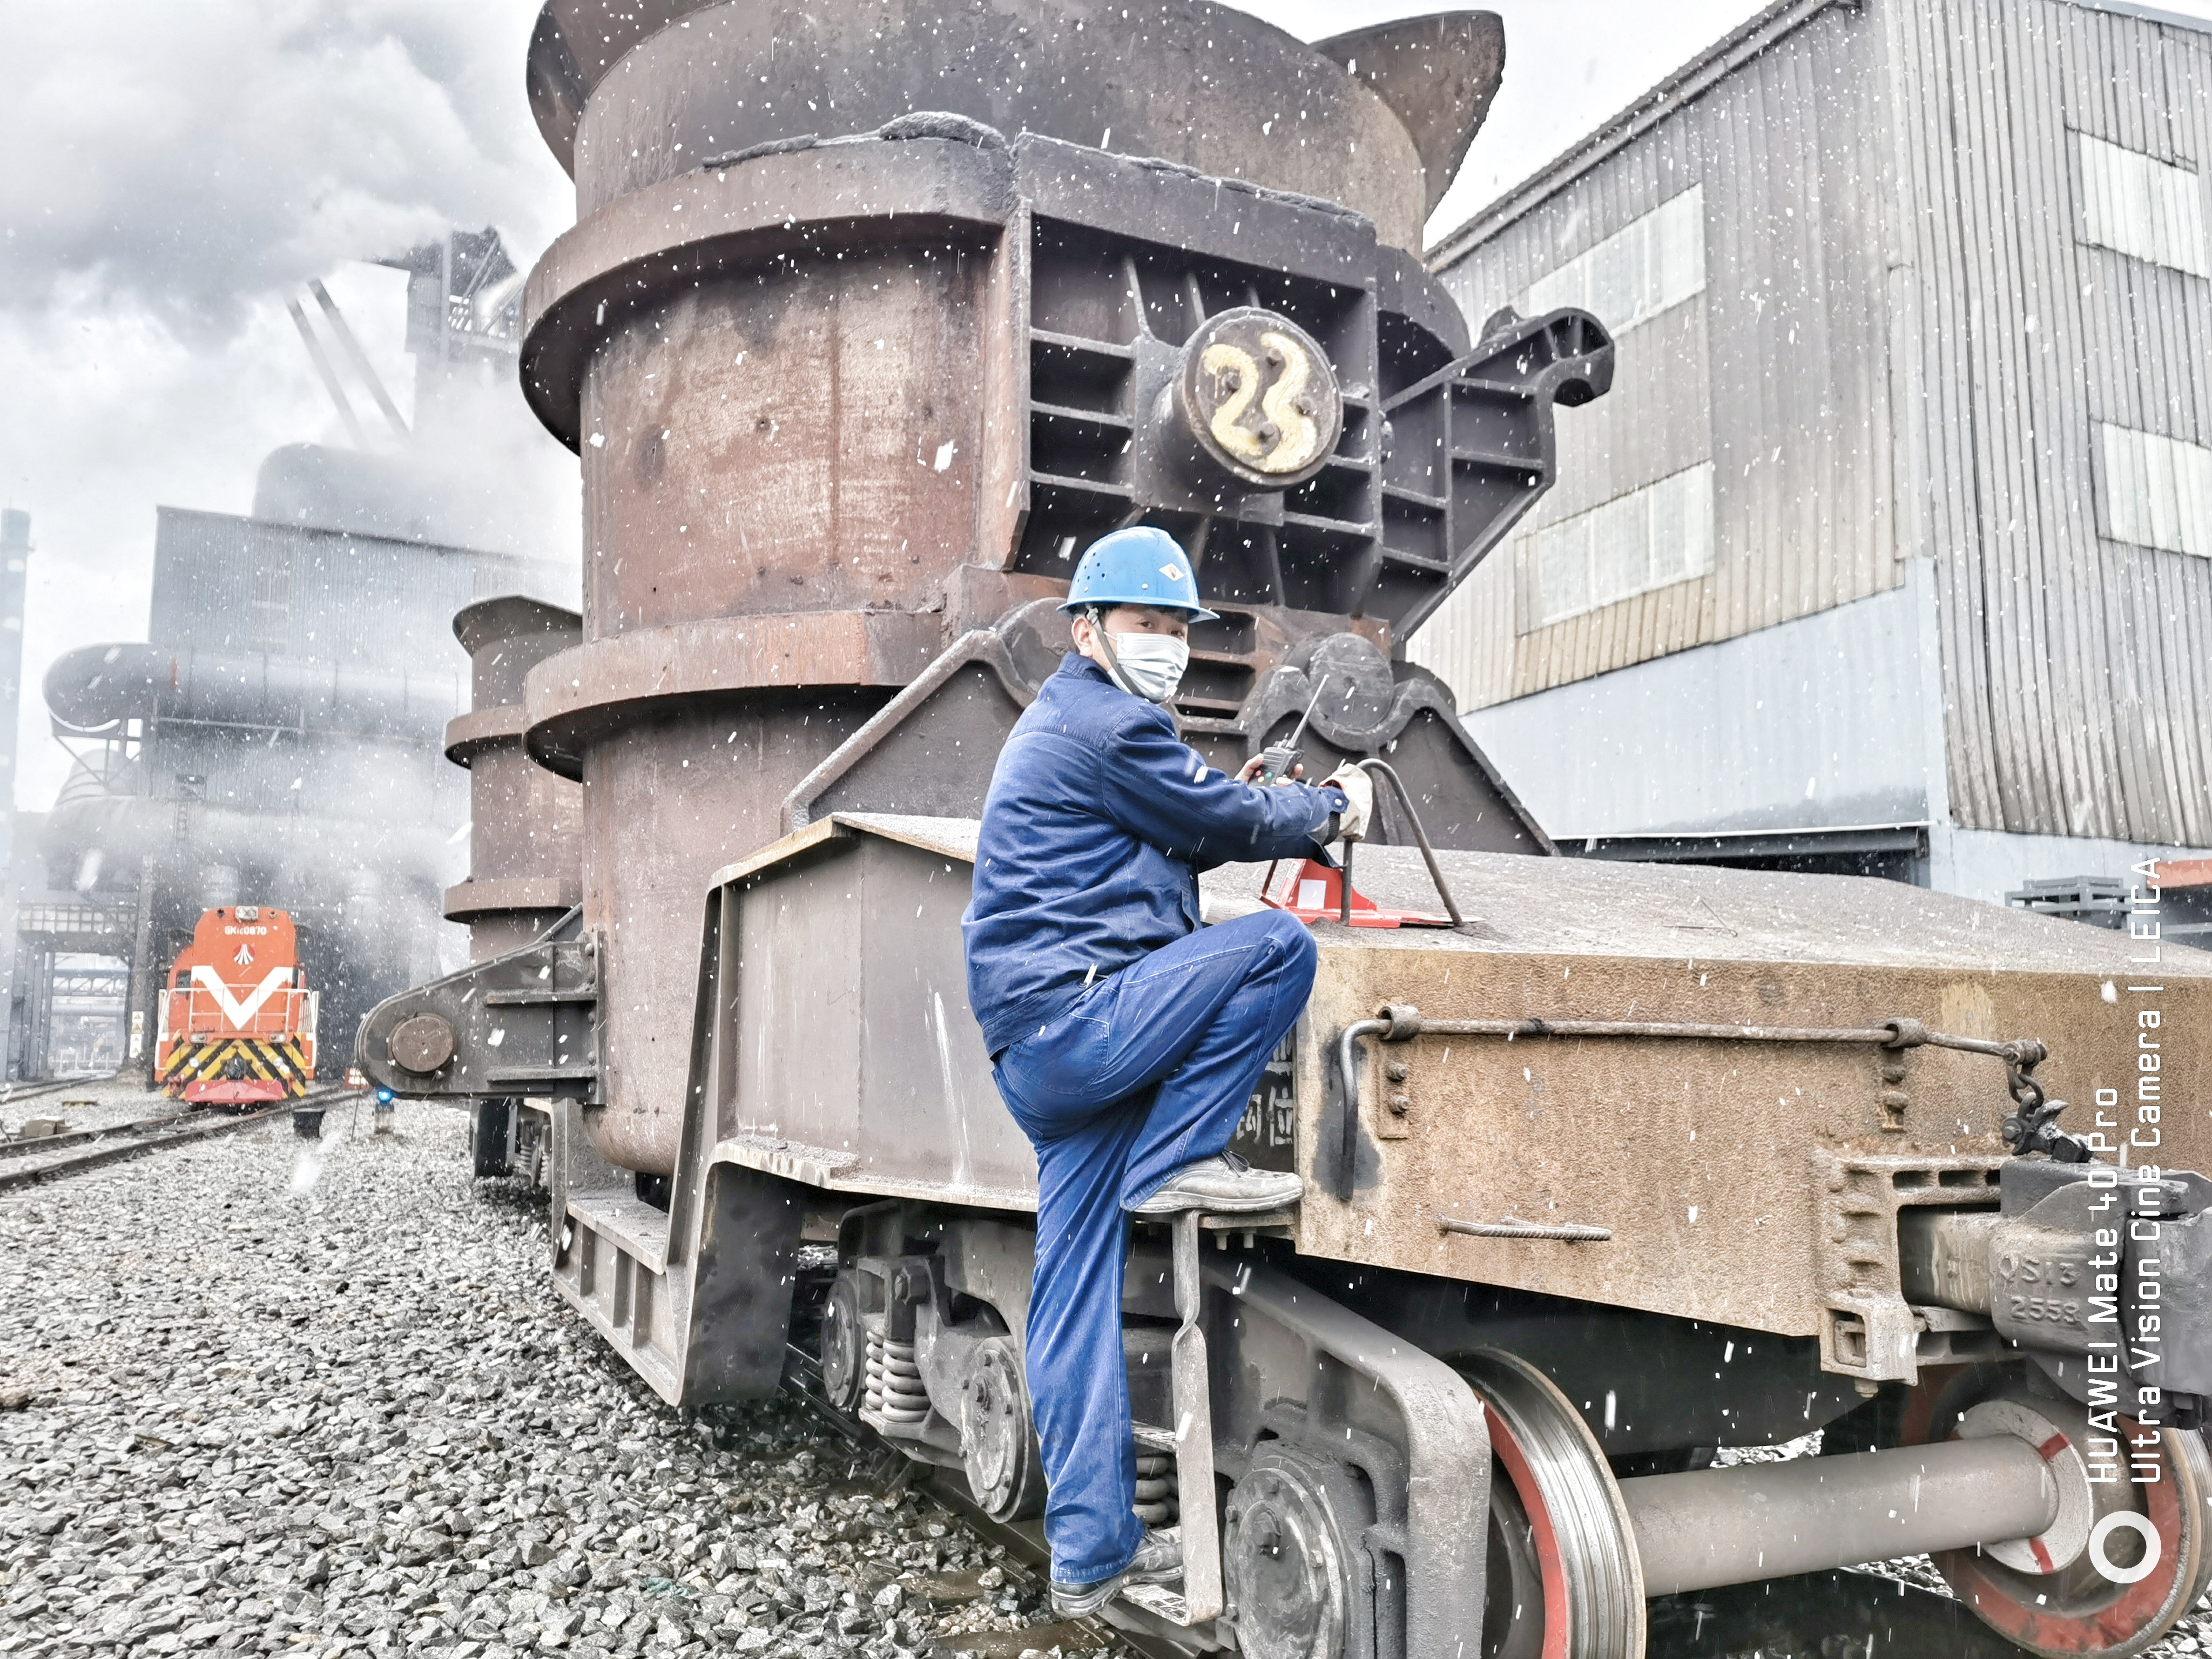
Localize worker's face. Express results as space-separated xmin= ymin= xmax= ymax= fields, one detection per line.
xmin=1071 ymin=605 xmax=1190 ymax=666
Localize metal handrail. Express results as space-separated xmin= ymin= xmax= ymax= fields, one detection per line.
xmin=1334 ymin=758 xmax=1467 ymax=928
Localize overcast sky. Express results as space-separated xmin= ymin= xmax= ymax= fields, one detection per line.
xmin=9 ymin=0 xmax=2201 ymax=813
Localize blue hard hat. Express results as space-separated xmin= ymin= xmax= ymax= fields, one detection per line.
xmin=1058 ymin=527 xmax=1220 ymax=622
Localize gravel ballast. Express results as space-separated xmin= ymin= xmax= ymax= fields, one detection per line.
xmin=0 ymin=1101 xmax=1105 ymax=1659
xmin=2 ymin=1077 xmax=159 ymax=1139
xmin=9 ymin=1096 xmax=2212 ymax=1659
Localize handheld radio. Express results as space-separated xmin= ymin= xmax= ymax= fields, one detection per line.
xmin=1256 ymin=675 xmax=1332 ymax=785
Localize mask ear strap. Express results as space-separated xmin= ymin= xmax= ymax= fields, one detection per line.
xmin=1084 ymin=606 xmax=1148 ymax=701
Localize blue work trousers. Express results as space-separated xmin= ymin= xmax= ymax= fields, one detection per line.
xmin=990 ymin=908 xmax=1318 ymax=1588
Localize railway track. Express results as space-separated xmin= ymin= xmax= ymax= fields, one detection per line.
xmin=0 ymin=1108 xmax=203 ymax=1161
xmin=780 ymin=1353 xmax=2046 ymax=1659
xmin=0 ymin=1073 xmax=121 ymax=1109
xmin=0 ymin=1086 xmax=354 ymax=1193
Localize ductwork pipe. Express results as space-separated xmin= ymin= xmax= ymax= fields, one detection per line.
xmin=44 ymin=642 xmax=460 ymax=740
xmin=1620 ymin=1437 xmax=2059 ymax=1595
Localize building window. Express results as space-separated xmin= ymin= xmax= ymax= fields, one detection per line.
xmin=1528 ymin=462 xmax=1715 ymax=629
xmin=252 ymin=548 xmax=293 ymax=656
xmin=2078 ymin=134 xmax=2211 ymax=278
xmin=2100 ymin=423 xmax=2212 ymax=557
xmin=1525 ymin=186 xmax=1706 ymax=333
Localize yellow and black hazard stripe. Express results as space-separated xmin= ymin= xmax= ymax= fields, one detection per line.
xmin=157 ymin=1036 xmax=314 ymax=1097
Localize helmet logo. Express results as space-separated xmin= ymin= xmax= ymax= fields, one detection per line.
xmin=1161 ymin=564 xmax=1184 ymax=582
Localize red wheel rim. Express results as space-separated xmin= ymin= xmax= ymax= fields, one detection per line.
xmin=1904 ymin=1371 xmax=2197 ymax=1655
xmin=1485 ymin=1408 xmax=1572 ymax=1659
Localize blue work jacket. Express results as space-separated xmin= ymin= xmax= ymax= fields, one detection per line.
xmin=962 ymin=653 xmax=1345 ymax=1056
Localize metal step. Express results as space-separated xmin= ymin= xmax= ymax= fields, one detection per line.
xmin=1164 ymin=1210 xmax=1221 ymax=1624
xmin=1120 ymin=1581 xmax=1190 ymax=1624
xmin=567 ymin=1189 xmax=673 ymax=1274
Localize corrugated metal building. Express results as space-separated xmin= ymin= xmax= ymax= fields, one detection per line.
xmin=147 ymin=506 xmax=543 ymax=667
xmin=1416 ymin=0 xmax=2212 ymax=902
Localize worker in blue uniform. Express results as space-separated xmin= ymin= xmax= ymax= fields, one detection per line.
xmin=961 ymin=526 xmax=1373 ymax=1616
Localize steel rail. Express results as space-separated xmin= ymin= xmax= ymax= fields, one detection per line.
xmin=0 ymin=1089 xmax=290 ymax=1161
xmin=0 ymin=1110 xmax=197 ymax=1161
xmin=0 ymin=1074 xmax=122 ymax=1110
xmin=0 ymin=1088 xmax=353 ymax=1194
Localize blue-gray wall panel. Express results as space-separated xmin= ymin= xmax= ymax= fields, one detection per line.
xmin=1461 ymin=563 xmax=1940 ymax=839
xmin=1422 ymin=0 xmax=1900 ymax=711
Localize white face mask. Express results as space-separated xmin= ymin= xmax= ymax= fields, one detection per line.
xmin=1102 ymin=631 xmax=1190 ymax=704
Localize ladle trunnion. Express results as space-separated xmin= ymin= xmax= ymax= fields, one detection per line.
xmin=358 ymin=3 xmax=2212 ymax=1656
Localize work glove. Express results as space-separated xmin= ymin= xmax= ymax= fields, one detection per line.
xmin=1321 ymin=764 xmax=1373 ymax=842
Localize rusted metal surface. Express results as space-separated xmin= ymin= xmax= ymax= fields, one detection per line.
xmin=1340 ymin=1009 xmax=2082 ymax=1163
xmin=388 ymin=1013 xmax=456 ymax=1075
xmin=370 ymin=790 xmax=2211 ymax=1365
xmin=1286 ymin=847 xmax=2212 ymax=1353
xmin=444 ymin=597 xmax=583 ymax=960
xmin=1439 ymin=1212 xmax=1612 ymax=1242
xmin=517 ymin=138 xmax=1019 ymax=449
xmin=522 ymin=614 xmax=942 ymax=780
xmin=579 ymin=701 xmax=888 ymax=1174
xmin=525 ymin=1 xmax=1509 ymax=253
xmin=505 ymin=4 xmax=1596 ymax=1176
xmin=349 ymin=12 xmax=2212 ymax=1651
xmin=563 ymin=216 xmax=1011 ymax=633
xmin=1314 ymin=15 xmax=1507 ymax=218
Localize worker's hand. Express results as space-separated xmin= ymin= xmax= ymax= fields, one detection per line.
xmin=1321 ymin=765 xmax=1373 ymax=840
xmin=1237 ymin=756 xmax=1304 ymax=785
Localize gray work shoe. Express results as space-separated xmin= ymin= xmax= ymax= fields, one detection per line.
xmin=1129 ymin=1150 xmax=1304 ymax=1217
xmin=1051 ymin=1530 xmax=1182 ymax=1617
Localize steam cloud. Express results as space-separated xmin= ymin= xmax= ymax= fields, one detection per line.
xmin=0 ymin=2 xmax=567 ymax=335
xmin=1 ymin=1 xmax=576 ymax=812
xmin=0 ymin=0 xmax=1814 ymax=820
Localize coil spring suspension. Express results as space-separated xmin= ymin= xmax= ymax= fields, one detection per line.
xmin=866 ymin=1331 xmax=931 ymax=1425
xmin=1134 ymin=1448 xmax=1180 ymax=1526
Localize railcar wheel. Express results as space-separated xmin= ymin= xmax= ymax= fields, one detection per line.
xmin=960 ymin=1337 xmax=1046 ymax=1521
xmin=820 ymin=1274 xmax=865 ymax=1414
xmin=1222 ymin=1446 xmax=1366 ymax=1659
xmin=1459 ymin=1350 xmax=1646 ymax=1659
xmin=1482 ymin=1468 xmax=1545 ymax=1659
xmin=1903 ymin=1365 xmax=2212 ymax=1657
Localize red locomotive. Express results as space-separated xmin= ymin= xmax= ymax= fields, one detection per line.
xmin=154 ymin=907 xmax=318 ymax=1103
